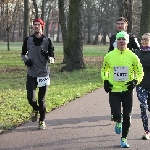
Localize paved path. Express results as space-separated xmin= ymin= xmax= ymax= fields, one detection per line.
xmin=0 ymin=88 xmax=150 ymax=150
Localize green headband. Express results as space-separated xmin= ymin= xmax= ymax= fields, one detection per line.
xmin=116 ymin=31 xmax=129 ymax=42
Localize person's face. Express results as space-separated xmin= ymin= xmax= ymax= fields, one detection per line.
xmin=33 ymin=22 xmax=42 ymax=33
xmin=117 ymin=37 xmax=128 ymax=51
xmin=141 ymin=35 xmax=150 ymax=47
xmin=116 ymin=21 xmax=128 ymax=32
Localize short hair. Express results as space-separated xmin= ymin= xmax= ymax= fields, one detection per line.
xmin=117 ymin=17 xmax=128 ymax=24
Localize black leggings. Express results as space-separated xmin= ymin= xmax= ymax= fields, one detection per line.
xmin=109 ymin=91 xmax=133 ymax=138
xmin=26 ymin=74 xmax=47 ymax=121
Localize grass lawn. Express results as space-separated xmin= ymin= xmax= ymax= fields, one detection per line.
xmin=0 ymin=42 xmax=108 ymax=133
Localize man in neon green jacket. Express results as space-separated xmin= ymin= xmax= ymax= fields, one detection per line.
xmin=101 ymin=31 xmax=144 ymax=148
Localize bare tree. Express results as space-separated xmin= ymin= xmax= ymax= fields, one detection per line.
xmin=0 ymin=0 xmax=24 ymax=50
xmin=0 ymin=0 xmax=143 ymax=48
xmin=140 ymin=0 xmax=150 ymax=36
xmin=32 ymin=0 xmax=38 ymax=18
xmin=23 ymin=0 xmax=29 ymax=41
xmin=58 ymin=0 xmax=68 ymax=63
xmin=83 ymin=0 xmax=95 ymax=45
xmin=41 ymin=0 xmax=46 ymax=21
xmin=117 ymin=0 xmax=133 ymax=33
xmin=45 ymin=2 xmax=52 ymax=37
xmin=60 ymin=0 xmax=85 ymax=71
xmin=132 ymin=0 xmax=142 ymax=36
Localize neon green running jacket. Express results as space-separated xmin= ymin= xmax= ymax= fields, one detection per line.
xmin=101 ymin=48 xmax=144 ymax=92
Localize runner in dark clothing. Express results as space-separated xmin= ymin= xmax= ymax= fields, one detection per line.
xmin=108 ymin=17 xmax=140 ymax=53
xmin=21 ymin=18 xmax=54 ymax=129
xmin=135 ymin=33 xmax=150 ymax=140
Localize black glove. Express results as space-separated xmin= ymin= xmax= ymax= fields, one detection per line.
xmin=126 ymin=79 xmax=137 ymax=91
xmin=25 ymin=59 xmax=33 ymax=66
xmin=104 ymin=80 xmax=113 ymax=93
xmin=41 ymin=49 xmax=48 ymax=59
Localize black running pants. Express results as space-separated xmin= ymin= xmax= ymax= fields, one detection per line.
xmin=26 ymin=74 xmax=47 ymax=121
xmin=109 ymin=91 xmax=133 ymax=138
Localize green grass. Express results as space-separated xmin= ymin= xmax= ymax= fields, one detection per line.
xmin=0 ymin=42 xmax=108 ymax=133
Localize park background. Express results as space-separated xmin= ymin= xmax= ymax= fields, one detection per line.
xmin=0 ymin=0 xmax=149 ymax=133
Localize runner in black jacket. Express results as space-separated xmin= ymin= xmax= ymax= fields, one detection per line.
xmin=21 ymin=18 xmax=54 ymax=130
xmin=108 ymin=17 xmax=140 ymax=53
xmin=135 ymin=33 xmax=150 ymax=140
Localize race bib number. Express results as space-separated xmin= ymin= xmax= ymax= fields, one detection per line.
xmin=114 ymin=66 xmax=129 ymax=81
xmin=37 ymin=75 xmax=50 ymax=87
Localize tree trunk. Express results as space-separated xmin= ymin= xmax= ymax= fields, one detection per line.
xmin=117 ymin=0 xmax=133 ymax=33
xmin=32 ymin=0 xmax=38 ymax=18
xmin=45 ymin=5 xmax=51 ymax=37
xmin=140 ymin=0 xmax=150 ymax=36
xmin=92 ymin=4 xmax=101 ymax=45
xmin=12 ymin=24 xmax=16 ymax=42
xmin=58 ymin=0 xmax=68 ymax=63
xmin=6 ymin=3 xmax=10 ymax=50
xmin=60 ymin=0 xmax=85 ymax=72
xmin=86 ymin=1 xmax=92 ymax=45
xmin=6 ymin=28 xmax=10 ymax=51
xmin=23 ymin=0 xmax=29 ymax=41
xmin=41 ymin=0 xmax=46 ymax=21
xmin=101 ymin=31 xmax=106 ymax=45
xmin=93 ymin=33 xmax=98 ymax=45
xmin=56 ymin=22 xmax=60 ymax=43
xmin=87 ymin=26 xmax=91 ymax=44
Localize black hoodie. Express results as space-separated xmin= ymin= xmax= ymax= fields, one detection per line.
xmin=136 ymin=49 xmax=150 ymax=90
xmin=108 ymin=33 xmax=140 ymax=53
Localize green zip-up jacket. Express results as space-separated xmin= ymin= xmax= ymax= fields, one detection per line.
xmin=101 ymin=48 xmax=144 ymax=92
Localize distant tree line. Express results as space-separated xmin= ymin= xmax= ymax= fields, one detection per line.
xmin=1 ymin=0 xmax=150 ymax=71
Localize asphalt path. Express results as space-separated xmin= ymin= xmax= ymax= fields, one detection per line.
xmin=0 ymin=88 xmax=150 ymax=150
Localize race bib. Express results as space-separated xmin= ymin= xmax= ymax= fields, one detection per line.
xmin=37 ymin=75 xmax=50 ymax=87
xmin=114 ymin=66 xmax=129 ymax=81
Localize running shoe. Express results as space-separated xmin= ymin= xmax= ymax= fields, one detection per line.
xmin=142 ymin=131 xmax=150 ymax=140
xmin=31 ymin=110 xmax=38 ymax=122
xmin=120 ymin=138 xmax=129 ymax=148
xmin=115 ymin=122 xmax=122 ymax=134
xmin=38 ymin=121 xmax=46 ymax=129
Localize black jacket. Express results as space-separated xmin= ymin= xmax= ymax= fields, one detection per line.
xmin=136 ymin=50 xmax=150 ymax=89
xmin=108 ymin=34 xmax=140 ymax=53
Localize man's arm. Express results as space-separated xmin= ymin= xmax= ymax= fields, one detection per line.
xmin=133 ymin=54 xmax=144 ymax=84
xmin=108 ymin=35 xmax=116 ymax=53
xmin=21 ymin=37 xmax=29 ymax=63
xmin=48 ymin=38 xmax=54 ymax=63
xmin=101 ymin=55 xmax=109 ymax=81
xmin=130 ymin=35 xmax=140 ymax=52
xmin=48 ymin=38 xmax=54 ymax=57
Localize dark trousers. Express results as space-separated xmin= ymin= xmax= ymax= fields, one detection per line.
xmin=109 ymin=91 xmax=133 ymax=138
xmin=136 ymin=86 xmax=150 ymax=132
xmin=26 ymin=74 xmax=47 ymax=121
